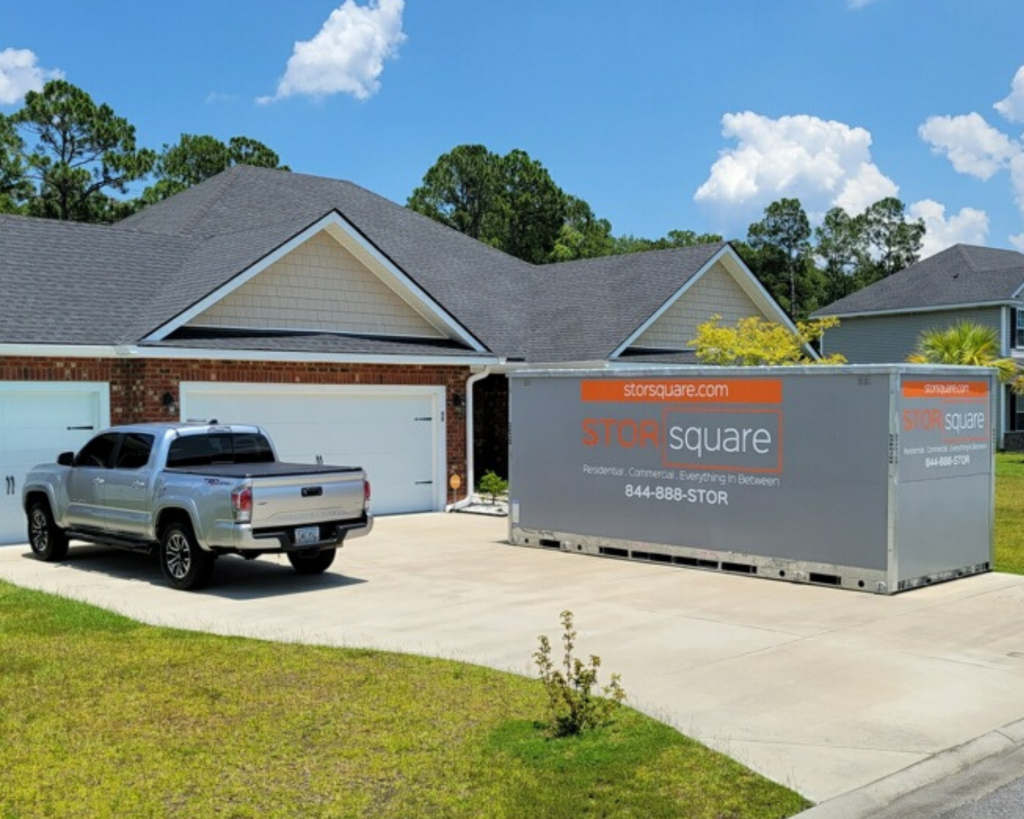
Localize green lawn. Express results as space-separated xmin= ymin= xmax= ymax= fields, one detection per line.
xmin=0 ymin=582 xmax=809 ymax=819
xmin=996 ymin=452 xmax=1024 ymax=575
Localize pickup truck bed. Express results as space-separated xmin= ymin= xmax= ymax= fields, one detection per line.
xmin=165 ymin=463 xmax=363 ymax=479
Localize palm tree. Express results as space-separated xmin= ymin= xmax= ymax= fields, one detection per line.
xmin=907 ymin=321 xmax=1022 ymax=391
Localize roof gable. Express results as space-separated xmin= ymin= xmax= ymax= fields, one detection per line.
xmin=815 ymin=244 xmax=1024 ymax=318
xmin=187 ymin=230 xmax=445 ymax=339
xmin=118 ymin=166 xmax=534 ymax=357
xmin=148 ymin=212 xmax=482 ymax=350
xmin=627 ymin=255 xmax=776 ymax=353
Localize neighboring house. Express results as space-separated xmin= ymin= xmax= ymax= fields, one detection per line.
xmin=0 ymin=165 xmax=797 ymax=544
xmin=813 ymin=243 xmax=1024 ymax=447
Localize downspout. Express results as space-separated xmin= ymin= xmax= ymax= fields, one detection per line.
xmin=447 ymin=365 xmax=492 ymax=511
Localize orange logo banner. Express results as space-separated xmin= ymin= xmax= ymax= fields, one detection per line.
xmin=902 ymin=381 xmax=989 ymax=399
xmin=581 ymin=379 xmax=782 ymax=405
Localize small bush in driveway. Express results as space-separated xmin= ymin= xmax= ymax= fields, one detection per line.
xmin=534 ymin=609 xmax=626 ymax=737
xmin=479 ymin=470 xmax=508 ymax=504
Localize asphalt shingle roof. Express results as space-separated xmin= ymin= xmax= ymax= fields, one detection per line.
xmin=0 ymin=215 xmax=194 ymax=345
xmin=119 ymin=166 xmax=535 ymax=357
xmin=2 ymin=166 xmax=730 ymax=361
xmin=526 ymin=244 xmax=726 ymax=361
xmin=813 ymin=244 xmax=1024 ymax=317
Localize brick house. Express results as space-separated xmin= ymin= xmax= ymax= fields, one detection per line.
xmin=0 ymin=166 xmax=797 ymax=543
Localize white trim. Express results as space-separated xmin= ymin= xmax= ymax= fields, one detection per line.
xmin=610 ymin=245 xmax=807 ymax=359
xmin=1002 ymin=305 xmax=1009 ymax=355
xmin=145 ymin=212 xmax=487 ymax=353
xmin=0 ymin=343 xmax=496 ymax=367
xmin=0 ymin=344 xmax=121 ymax=359
xmin=180 ymin=382 xmax=448 ymax=512
xmin=818 ymin=300 xmax=1015 ymax=320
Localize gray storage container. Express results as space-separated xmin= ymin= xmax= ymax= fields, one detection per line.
xmin=508 ymin=365 xmax=995 ymax=594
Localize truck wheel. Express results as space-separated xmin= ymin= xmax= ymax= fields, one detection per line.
xmin=27 ymin=500 xmax=69 ymax=562
xmin=287 ymin=548 xmax=336 ymax=575
xmin=160 ymin=522 xmax=216 ymax=591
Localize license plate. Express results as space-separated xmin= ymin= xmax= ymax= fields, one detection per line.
xmin=295 ymin=526 xmax=320 ymax=546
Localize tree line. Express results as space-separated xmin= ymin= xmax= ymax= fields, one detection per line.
xmin=407 ymin=144 xmax=927 ymax=319
xmin=0 ymin=80 xmax=286 ymax=223
xmin=0 ymin=81 xmax=925 ymax=319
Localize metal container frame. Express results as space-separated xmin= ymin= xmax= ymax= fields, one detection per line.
xmin=507 ymin=365 xmax=996 ymax=595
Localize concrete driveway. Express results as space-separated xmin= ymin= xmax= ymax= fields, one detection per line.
xmin=2 ymin=512 xmax=1024 ymax=810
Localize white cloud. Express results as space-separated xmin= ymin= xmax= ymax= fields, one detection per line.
xmin=908 ymin=199 xmax=989 ymax=258
xmin=0 ymin=48 xmax=62 ymax=105
xmin=694 ymin=112 xmax=899 ymax=220
xmin=258 ymin=0 xmax=406 ymax=104
xmin=920 ymin=65 xmax=1024 ymax=249
xmin=919 ymin=113 xmax=1018 ymax=180
xmin=995 ymin=65 xmax=1024 ymax=123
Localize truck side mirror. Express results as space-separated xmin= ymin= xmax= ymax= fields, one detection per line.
xmin=57 ymin=451 xmax=74 ymax=467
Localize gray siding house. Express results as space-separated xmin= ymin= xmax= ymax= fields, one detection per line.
xmin=813 ymin=244 xmax=1024 ymax=447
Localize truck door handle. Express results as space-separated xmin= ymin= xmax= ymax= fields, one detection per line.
xmin=93 ymin=477 xmax=106 ymax=486
xmin=5 ymin=475 xmax=13 ymax=495
xmin=132 ymin=480 xmax=146 ymax=488
xmin=415 ymin=480 xmax=433 ymax=485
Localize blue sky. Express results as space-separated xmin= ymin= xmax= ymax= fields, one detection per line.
xmin=3 ymin=0 xmax=1024 ymax=257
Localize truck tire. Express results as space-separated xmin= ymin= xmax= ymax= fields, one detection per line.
xmin=287 ymin=548 xmax=336 ymax=575
xmin=27 ymin=500 xmax=69 ymax=562
xmin=159 ymin=521 xmax=216 ymax=591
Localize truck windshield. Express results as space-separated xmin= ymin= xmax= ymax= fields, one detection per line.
xmin=166 ymin=433 xmax=275 ymax=468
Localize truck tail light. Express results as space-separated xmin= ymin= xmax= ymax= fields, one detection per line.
xmin=364 ymin=479 xmax=371 ymax=508
xmin=232 ymin=483 xmax=253 ymax=523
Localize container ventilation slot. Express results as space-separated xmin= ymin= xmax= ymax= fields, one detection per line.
xmin=599 ymin=546 xmax=629 ymax=558
xmin=631 ymin=550 xmax=671 ymax=564
xmin=674 ymin=556 xmax=718 ymax=569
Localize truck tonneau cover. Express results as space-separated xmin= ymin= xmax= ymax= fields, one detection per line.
xmin=164 ymin=462 xmax=362 ymax=480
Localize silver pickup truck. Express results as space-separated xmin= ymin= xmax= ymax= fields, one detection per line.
xmin=22 ymin=423 xmax=372 ymax=590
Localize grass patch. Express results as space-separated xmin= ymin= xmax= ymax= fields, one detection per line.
xmin=0 ymin=581 xmax=809 ymax=819
xmin=996 ymin=452 xmax=1024 ymax=575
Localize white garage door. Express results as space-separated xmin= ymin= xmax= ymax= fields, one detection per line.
xmin=0 ymin=383 xmax=110 ymax=545
xmin=180 ymin=383 xmax=445 ymax=515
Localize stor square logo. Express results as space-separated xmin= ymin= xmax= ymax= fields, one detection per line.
xmin=661 ymin=408 xmax=782 ymax=473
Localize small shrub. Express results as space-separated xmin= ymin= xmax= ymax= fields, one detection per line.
xmin=478 ymin=470 xmax=508 ymax=504
xmin=533 ymin=610 xmax=626 ymax=737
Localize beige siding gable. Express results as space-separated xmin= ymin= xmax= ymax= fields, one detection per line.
xmin=188 ymin=231 xmax=444 ymax=338
xmin=632 ymin=261 xmax=769 ymax=350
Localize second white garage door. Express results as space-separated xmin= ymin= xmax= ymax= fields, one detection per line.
xmin=180 ymin=383 xmax=445 ymax=515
